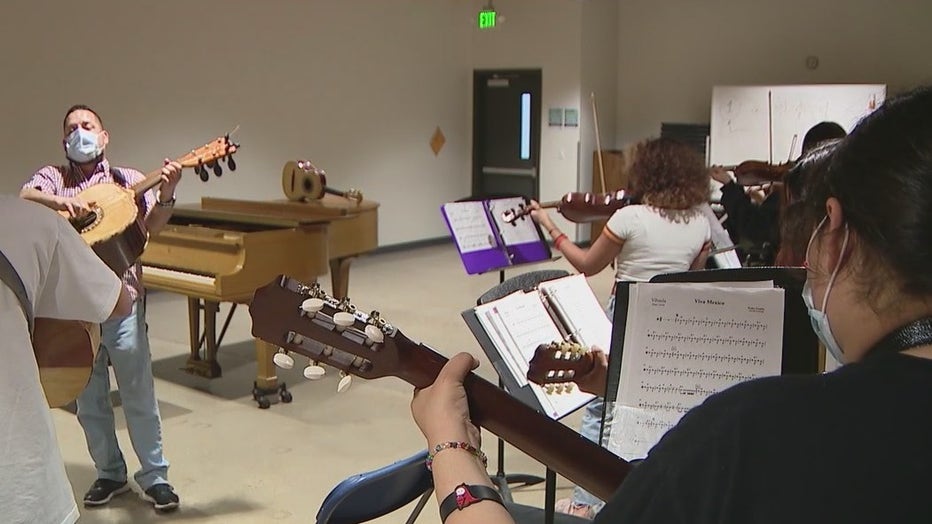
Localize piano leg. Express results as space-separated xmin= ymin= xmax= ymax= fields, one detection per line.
xmin=329 ymin=256 xmax=355 ymax=299
xmin=251 ymin=339 xmax=293 ymax=409
xmin=185 ymin=298 xmax=223 ymax=378
xmin=254 ymin=340 xmax=278 ymax=391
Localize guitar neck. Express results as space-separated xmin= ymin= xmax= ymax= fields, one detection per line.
xmin=397 ymin=344 xmax=630 ymax=501
xmin=132 ymin=169 xmax=168 ymax=197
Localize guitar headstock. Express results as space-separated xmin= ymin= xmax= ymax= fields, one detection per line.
xmin=527 ymin=341 xmax=594 ymax=394
xmin=249 ymin=275 xmax=435 ymax=388
xmin=178 ymin=130 xmax=240 ymax=182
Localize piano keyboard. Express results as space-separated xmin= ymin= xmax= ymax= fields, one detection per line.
xmin=143 ymin=265 xmax=217 ymax=288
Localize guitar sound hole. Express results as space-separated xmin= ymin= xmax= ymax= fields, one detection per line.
xmin=70 ymin=211 xmax=99 ymax=232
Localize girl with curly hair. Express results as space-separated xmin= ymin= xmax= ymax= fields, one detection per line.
xmin=527 ymin=136 xmax=712 ymax=517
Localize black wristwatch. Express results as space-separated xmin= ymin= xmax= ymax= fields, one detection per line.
xmin=439 ymin=483 xmax=505 ymax=522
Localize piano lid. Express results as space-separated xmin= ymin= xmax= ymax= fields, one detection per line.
xmin=199 ymin=195 xmax=379 ymax=222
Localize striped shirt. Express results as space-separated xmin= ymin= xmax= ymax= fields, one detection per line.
xmin=22 ymin=159 xmax=156 ymax=302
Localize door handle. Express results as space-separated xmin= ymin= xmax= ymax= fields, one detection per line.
xmin=481 ymin=167 xmax=537 ymax=178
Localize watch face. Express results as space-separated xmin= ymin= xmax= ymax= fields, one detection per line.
xmin=455 ymin=485 xmax=478 ymax=509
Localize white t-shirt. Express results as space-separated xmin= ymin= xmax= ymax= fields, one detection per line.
xmin=604 ymin=204 xmax=711 ymax=282
xmin=0 ymin=196 xmax=122 ymax=524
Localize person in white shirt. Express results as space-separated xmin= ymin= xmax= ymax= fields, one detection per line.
xmin=0 ymin=195 xmax=131 ymax=524
xmin=528 ymin=136 xmax=711 ymax=517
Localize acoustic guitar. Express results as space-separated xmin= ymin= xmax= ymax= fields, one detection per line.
xmin=33 ymin=317 xmax=101 ymax=408
xmin=281 ymin=159 xmax=363 ymax=204
xmin=248 ymin=275 xmax=631 ymax=501
xmin=65 ymin=133 xmax=239 ymax=274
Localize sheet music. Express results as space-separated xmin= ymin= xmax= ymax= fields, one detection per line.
xmin=475 ymin=291 xmax=560 ymax=387
xmin=538 ymin=274 xmax=613 ymax=351
xmin=609 ymin=282 xmax=784 ymax=460
xmin=487 ymin=197 xmax=541 ymax=246
xmin=442 ymin=202 xmax=497 ymax=254
xmin=473 ymin=281 xmax=597 ymax=419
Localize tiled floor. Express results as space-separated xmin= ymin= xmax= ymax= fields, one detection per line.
xmin=51 ymin=243 xmax=616 ymax=523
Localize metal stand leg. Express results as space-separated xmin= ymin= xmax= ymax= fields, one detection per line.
xmin=488 ymin=268 xmax=546 ymax=502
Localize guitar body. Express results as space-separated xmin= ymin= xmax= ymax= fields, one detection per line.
xmin=282 ymin=160 xmax=325 ymax=201
xmin=33 ymin=317 xmax=100 ymax=408
xmin=61 ymin=183 xmax=148 ymax=274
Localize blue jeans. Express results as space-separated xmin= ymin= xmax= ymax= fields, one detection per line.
xmin=76 ymin=300 xmax=169 ymax=490
xmin=571 ymin=295 xmax=615 ymax=509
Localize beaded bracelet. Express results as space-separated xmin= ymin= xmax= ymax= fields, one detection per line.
xmin=426 ymin=441 xmax=488 ymax=471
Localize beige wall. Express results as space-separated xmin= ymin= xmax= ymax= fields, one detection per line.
xmin=3 ymin=0 xmax=929 ymax=246
xmin=615 ymin=0 xmax=932 ymax=148
xmin=0 ymin=0 xmax=593 ymax=247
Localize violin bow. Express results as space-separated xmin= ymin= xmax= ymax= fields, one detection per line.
xmin=591 ymin=92 xmax=607 ymax=193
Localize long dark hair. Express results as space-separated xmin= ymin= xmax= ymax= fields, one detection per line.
xmin=792 ymin=85 xmax=932 ymax=300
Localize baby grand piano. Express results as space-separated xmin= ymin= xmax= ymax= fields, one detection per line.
xmin=140 ymin=195 xmax=379 ymax=408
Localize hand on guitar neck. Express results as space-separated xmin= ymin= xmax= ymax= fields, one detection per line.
xmin=526 ymin=341 xmax=609 ymax=396
xmin=248 ymin=275 xmax=631 ymax=501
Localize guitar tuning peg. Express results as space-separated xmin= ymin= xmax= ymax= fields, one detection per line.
xmin=197 ymin=164 xmax=209 ymax=182
xmin=226 ymin=155 xmax=237 ymax=171
xmin=368 ymin=310 xmax=387 ymax=329
xmin=337 ymin=371 xmax=353 ymax=393
xmin=333 ymin=312 xmax=355 ymax=332
xmin=364 ymin=324 xmax=384 ymax=345
xmin=273 ymin=348 xmax=294 ymax=369
xmin=213 ymin=162 xmax=223 ymax=177
xmin=303 ymin=359 xmax=325 ymax=380
xmin=337 ymin=297 xmax=356 ymax=314
xmin=300 ymin=298 xmax=324 ymax=318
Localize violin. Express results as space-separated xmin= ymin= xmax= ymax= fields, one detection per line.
xmin=501 ymin=190 xmax=638 ymax=225
xmin=721 ymin=160 xmax=795 ymax=187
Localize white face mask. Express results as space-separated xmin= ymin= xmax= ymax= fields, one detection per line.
xmin=803 ymin=217 xmax=849 ymax=365
xmin=65 ymin=128 xmax=102 ymax=164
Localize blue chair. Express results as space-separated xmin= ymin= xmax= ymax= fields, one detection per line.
xmin=316 ymin=450 xmax=434 ymax=524
xmin=316 ymin=450 xmax=594 ymax=524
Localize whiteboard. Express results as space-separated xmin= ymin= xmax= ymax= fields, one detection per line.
xmin=709 ymin=84 xmax=886 ymax=167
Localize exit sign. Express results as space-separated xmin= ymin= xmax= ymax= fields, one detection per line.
xmin=478 ymin=10 xmax=497 ymax=29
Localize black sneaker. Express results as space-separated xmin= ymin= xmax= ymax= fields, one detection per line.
xmin=143 ymin=483 xmax=180 ymax=512
xmin=83 ymin=479 xmax=130 ymax=507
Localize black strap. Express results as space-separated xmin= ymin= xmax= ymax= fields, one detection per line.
xmin=0 ymin=249 xmax=34 ymax=338
xmin=439 ymin=483 xmax=504 ymax=522
xmin=868 ymin=317 xmax=932 ymax=357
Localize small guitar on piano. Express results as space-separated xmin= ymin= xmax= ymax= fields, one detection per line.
xmin=281 ymin=160 xmax=363 ymax=204
xmin=248 ymin=275 xmax=631 ymax=500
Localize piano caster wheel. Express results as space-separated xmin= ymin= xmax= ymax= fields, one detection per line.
xmin=256 ymin=395 xmax=271 ymax=410
xmin=252 ymin=381 xmax=290 ymax=409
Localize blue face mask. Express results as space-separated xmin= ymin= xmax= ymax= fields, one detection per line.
xmin=803 ymin=217 xmax=849 ymax=366
xmin=64 ymin=128 xmax=102 ymax=164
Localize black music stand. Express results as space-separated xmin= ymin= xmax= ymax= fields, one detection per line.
xmin=603 ymin=267 xmax=820 ymax=437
